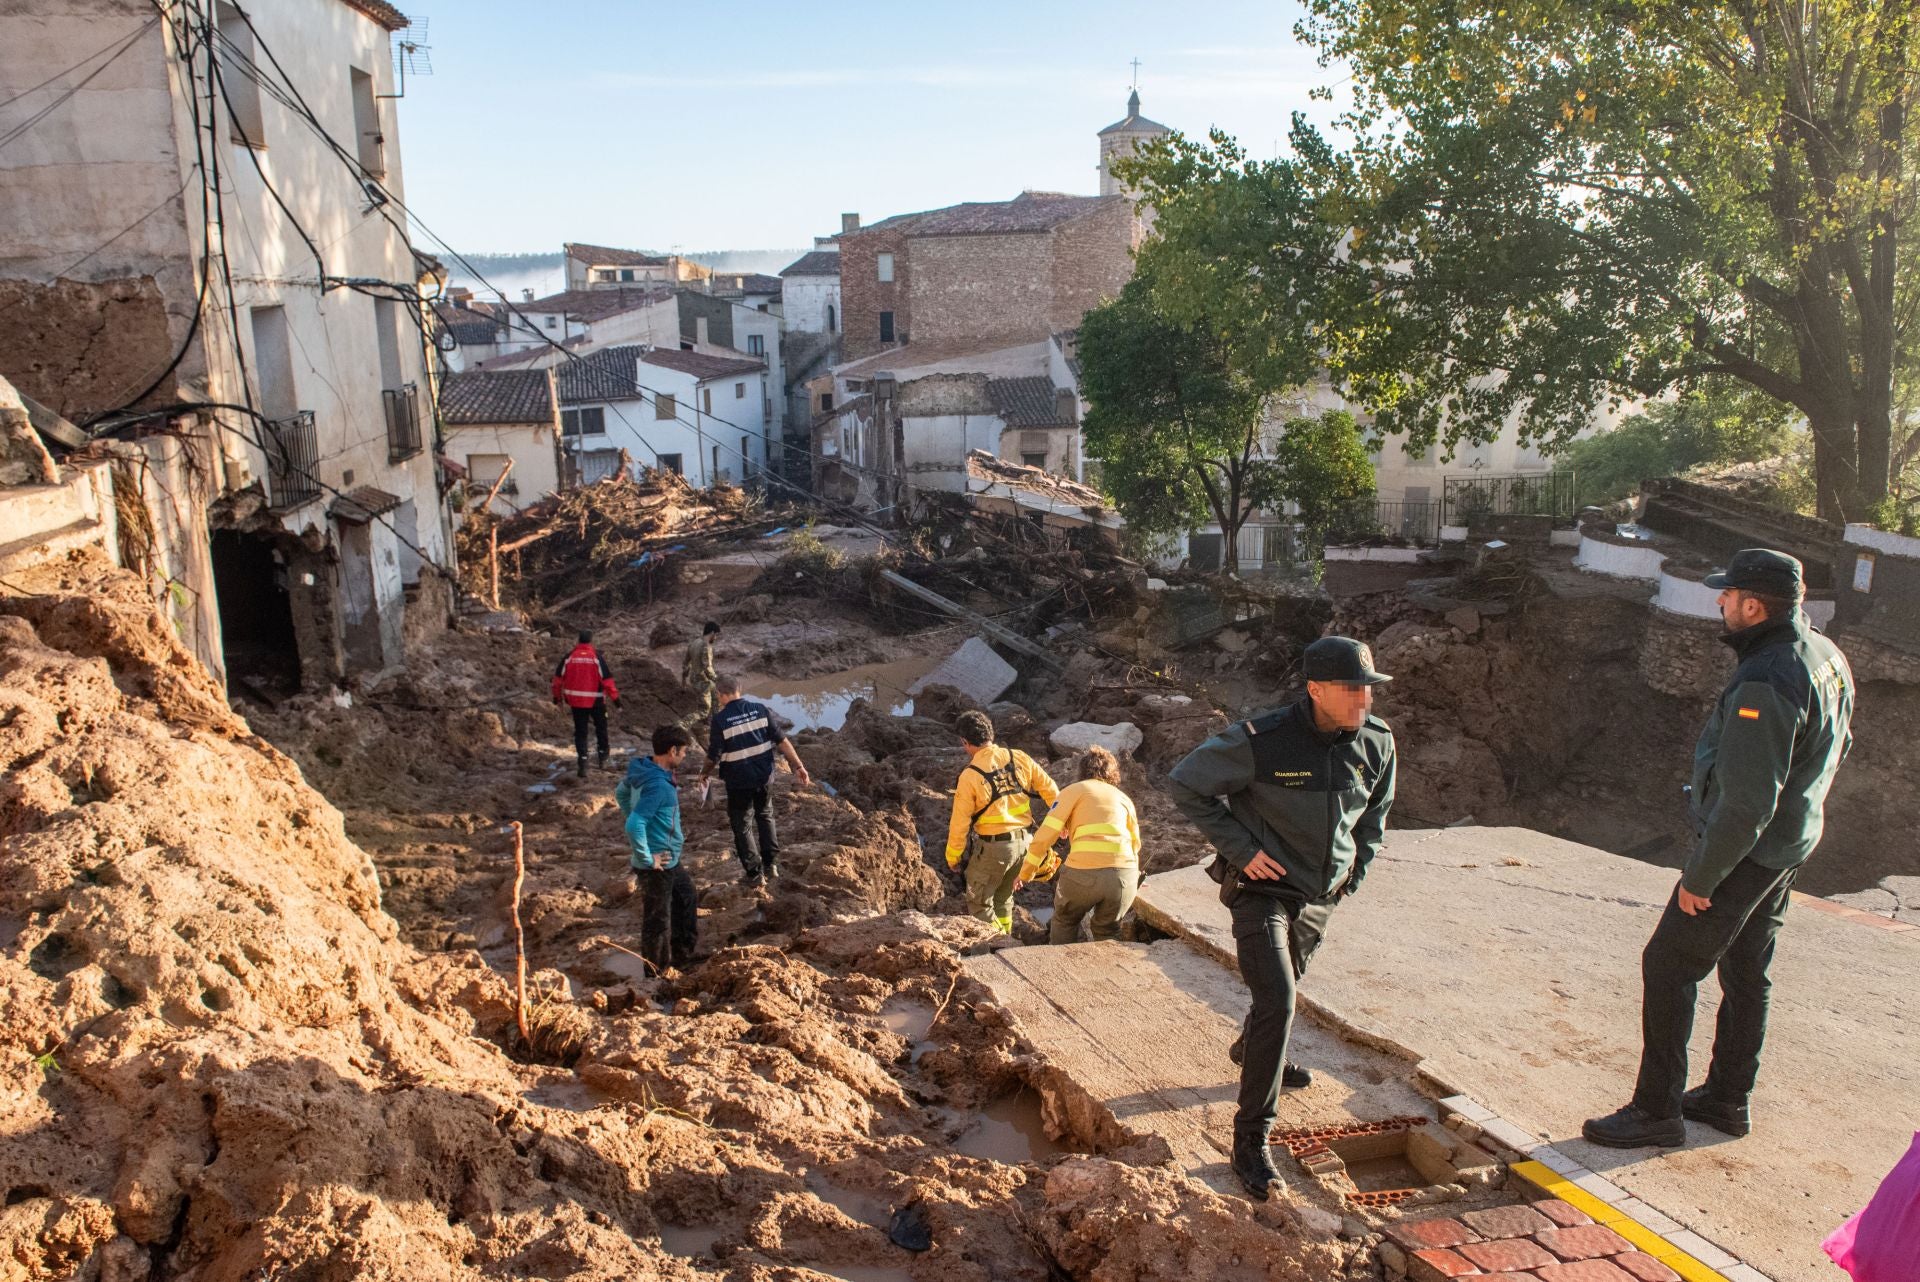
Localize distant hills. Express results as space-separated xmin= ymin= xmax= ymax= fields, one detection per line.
xmin=445 ymin=249 xmax=809 ymax=302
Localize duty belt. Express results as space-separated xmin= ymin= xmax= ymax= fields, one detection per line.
xmin=976 ymin=831 xmax=1019 ymax=843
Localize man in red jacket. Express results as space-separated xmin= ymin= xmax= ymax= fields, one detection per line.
xmin=552 ymin=630 xmax=621 ymax=777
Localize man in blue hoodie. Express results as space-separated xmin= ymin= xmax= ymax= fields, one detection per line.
xmin=616 ymin=724 xmax=696 ymax=972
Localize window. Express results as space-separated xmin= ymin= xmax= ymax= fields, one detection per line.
xmin=468 ymin=454 xmax=514 ymax=493
xmin=757 ymin=303 xmax=769 ymax=313
xmin=764 ymin=397 xmax=773 ymax=421
xmin=735 ymin=382 xmax=746 ymax=399
xmin=1022 ymin=452 xmax=1048 ymax=470
xmin=658 ymin=453 xmax=683 ymax=476
xmin=373 ymin=297 xmax=404 ymax=389
xmin=821 ymin=393 xmax=834 ymax=412
xmin=740 ymin=435 xmax=751 ymax=475
xmin=544 ymin=316 xmax=557 ymax=330
xmin=711 ymin=444 xmax=723 ymax=481
xmin=595 ymin=269 xmax=615 ymax=282
xmin=561 ymin=407 xmax=605 ymax=438
xmin=879 ymin=311 xmax=895 ymax=342
xmin=826 ymin=303 xmax=836 ymax=333
xmin=620 ymin=269 xmax=636 ymax=282
xmin=702 ymin=387 xmax=713 ymax=414
xmin=747 ymin=334 xmax=765 ymax=357
xmin=248 ymin=305 xmax=297 ymax=421
xmin=655 ymin=393 xmax=676 ymax=421
xmin=350 ymin=67 xmax=383 ymax=177
xmin=876 ymin=253 xmax=894 ymax=283
xmin=216 ymin=4 xmax=265 ymax=147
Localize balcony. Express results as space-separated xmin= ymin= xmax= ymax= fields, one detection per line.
xmin=263 ymin=411 xmax=320 ymax=510
xmin=384 ymin=382 xmax=423 ymax=462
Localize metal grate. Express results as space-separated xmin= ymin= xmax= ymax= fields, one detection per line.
xmin=263 ymin=411 xmax=320 ymax=509
xmin=384 ymin=382 xmax=422 ymax=461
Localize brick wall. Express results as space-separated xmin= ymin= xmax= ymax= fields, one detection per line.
xmin=838 ymin=227 xmax=912 ymax=361
xmin=911 ymin=234 xmax=1056 ymax=343
xmin=1047 ymin=198 xmax=1138 ymax=331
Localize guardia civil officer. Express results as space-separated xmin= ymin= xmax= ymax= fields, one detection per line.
xmin=1584 ymin=549 xmax=1854 ymax=1149
xmin=1167 ymin=636 xmax=1396 ymax=1201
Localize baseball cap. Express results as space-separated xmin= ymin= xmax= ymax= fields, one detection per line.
xmin=1704 ymin=548 xmax=1804 ymax=600
xmin=1302 ymin=635 xmax=1392 ymax=685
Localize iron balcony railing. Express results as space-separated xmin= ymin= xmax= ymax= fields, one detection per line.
xmin=1441 ymin=470 xmax=1578 ymax=525
xmin=384 ymin=382 xmax=423 ymax=461
xmin=263 ymin=410 xmax=320 ymax=510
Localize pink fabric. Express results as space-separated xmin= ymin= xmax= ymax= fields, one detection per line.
xmin=1824 ymin=1133 xmax=1920 ymax=1280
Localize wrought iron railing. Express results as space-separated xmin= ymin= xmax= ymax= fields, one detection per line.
xmin=1441 ymin=470 xmax=1577 ymax=525
xmin=384 ymin=382 xmax=422 ymax=461
xmin=263 ymin=411 xmax=320 ymax=509
xmin=1320 ymin=497 xmax=1443 ymax=546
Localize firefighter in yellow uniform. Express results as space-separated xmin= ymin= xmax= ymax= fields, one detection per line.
xmin=1021 ymin=745 xmax=1142 ymax=943
xmin=945 ymin=710 xmax=1059 ymax=933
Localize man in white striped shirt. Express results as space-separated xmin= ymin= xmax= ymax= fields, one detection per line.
xmin=700 ymin=674 xmax=810 ymax=889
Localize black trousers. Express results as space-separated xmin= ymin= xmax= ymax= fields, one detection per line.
xmin=1230 ymin=891 xmax=1339 ymax=1147
xmin=571 ymin=703 xmax=609 ymax=761
xmin=636 ymin=864 xmax=697 ymax=970
xmin=725 ymin=785 xmax=778 ymax=874
xmin=1632 ymin=858 xmax=1798 ymax=1119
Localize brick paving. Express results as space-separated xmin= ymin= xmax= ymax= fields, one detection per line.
xmin=1383 ymin=1200 xmax=1722 ymax=1282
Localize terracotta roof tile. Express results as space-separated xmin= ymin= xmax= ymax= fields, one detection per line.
xmin=641 ymin=348 xmax=766 ymax=380
xmin=439 ymin=370 xmax=553 ymax=425
xmin=987 ymin=376 xmax=1070 ymax=427
xmin=848 ymin=191 xmax=1120 ymax=239
xmin=780 ymin=250 xmax=840 ymax=277
xmin=564 ymin=242 xmax=672 ymax=267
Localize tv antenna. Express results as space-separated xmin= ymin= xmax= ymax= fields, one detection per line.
xmin=380 ymin=17 xmax=433 ymax=99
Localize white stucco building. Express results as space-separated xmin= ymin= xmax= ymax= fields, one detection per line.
xmin=555 ymin=346 xmax=772 ymax=488
xmin=0 ymin=0 xmax=454 ymax=689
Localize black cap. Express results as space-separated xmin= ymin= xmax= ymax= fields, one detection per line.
xmin=1704 ymin=548 xmax=1804 ymax=600
xmin=1302 ymin=635 xmax=1392 ymax=685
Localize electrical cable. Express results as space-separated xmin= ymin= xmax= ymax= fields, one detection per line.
xmin=0 ymin=16 xmax=160 ymax=151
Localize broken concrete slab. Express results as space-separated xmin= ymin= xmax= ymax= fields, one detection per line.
xmin=906 ymin=636 xmax=1017 ymax=707
xmin=1048 ymin=721 xmax=1144 ymax=759
xmin=1137 ymin=829 xmax=1920 ymax=1282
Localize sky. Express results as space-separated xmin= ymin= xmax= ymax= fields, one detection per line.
xmin=392 ymin=0 xmax=1350 ymax=261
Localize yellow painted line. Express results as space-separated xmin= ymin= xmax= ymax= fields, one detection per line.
xmin=1510 ymin=1160 xmax=1730 ymax=1282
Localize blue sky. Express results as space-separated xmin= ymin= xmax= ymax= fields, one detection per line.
xmin=393 ymin=0 xmax=1348 ymax=259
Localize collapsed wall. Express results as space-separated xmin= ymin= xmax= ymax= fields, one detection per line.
xmin=0 ymin=560 xmax=1355 ymax=1280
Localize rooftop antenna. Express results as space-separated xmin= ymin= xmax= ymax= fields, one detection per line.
xmin=379 ymin=17 xmax=433 ymax=99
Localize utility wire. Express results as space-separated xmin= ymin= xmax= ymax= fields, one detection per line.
xmin=0 ymin=16 xmax=160 ymax=151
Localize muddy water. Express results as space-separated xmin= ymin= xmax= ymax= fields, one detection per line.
xmin=656 ymin=1223 xmax=719 ymax=1258
xmin=747 ymin=656 xmax=941 ymax=731
xmin=952 ymin=1088 xmax=1071 ymax=1163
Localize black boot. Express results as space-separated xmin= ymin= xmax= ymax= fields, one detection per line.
xmin=1681 ymin=1085 xmax=1751 ymax=1137
xmin=1230 ymin=1139 xmax=1284 ymax=1201
xmin=763 ymin=860 xmax=780 ymax=882
xmin=597 ymin=749 xmax=610 ymax=769
xmin=1582 ymin=1104 xmax=1686 ymax=1149
xmin=576 ymin=756 xmax=589 ymax=779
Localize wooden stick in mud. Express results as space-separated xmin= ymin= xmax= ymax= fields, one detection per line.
xmin=510 ymin=820 xmax=530 ymax=1046
xmin=489 ymin=525 xmax=501 ymax=610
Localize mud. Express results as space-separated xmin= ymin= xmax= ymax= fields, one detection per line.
xmin=0 ymin=552 xmax=1358 ymax=1280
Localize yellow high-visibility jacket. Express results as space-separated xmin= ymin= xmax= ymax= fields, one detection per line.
xmin=945 ymin=745 xmax=1060 ymax=864
xmin=1026 ymin=779 xmax=1141 ymax=875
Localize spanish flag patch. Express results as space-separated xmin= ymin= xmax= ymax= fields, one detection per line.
xmin=1737 ymin=707 xmax=1761 ymax=720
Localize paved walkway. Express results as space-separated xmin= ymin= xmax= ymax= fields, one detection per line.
xmin=1134 ymin=827 xmax=1920 ymax=1282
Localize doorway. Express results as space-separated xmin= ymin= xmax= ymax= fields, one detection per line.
xmin=210 ymin=529 xmax=299 ymax=691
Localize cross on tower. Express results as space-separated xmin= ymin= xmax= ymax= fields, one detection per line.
xmin=1129 ymin=58 xmax=1141 ymax=90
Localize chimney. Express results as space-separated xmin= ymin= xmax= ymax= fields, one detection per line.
xmin=841 ymin=212 xmax=861 ymax=234
xmin=522 ymin=288 xmax=534 ymax=302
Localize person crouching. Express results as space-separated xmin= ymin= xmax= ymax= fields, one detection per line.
xmin=1023 ymin=746 xmax=1142 ymax=943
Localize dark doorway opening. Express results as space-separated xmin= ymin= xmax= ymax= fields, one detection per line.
xmin=211 ymin=528 xmax=299 ymax=692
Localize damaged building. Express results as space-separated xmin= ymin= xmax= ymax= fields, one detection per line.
xmin=0 ymin=0 xmax=456 ymax=692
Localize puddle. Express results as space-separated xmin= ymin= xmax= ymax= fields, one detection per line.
xmin=880 ymin=999 xmax=934 ymax=1042
xmin=524 ymin=1079 xmax=612 ymax=1112
xmin=657 ymin=1223 xmax=719 ymax=1258
xmin=747 ymin=656 xmax=940 ymax=731
xmin=600 ymin=948 xmax=653 ymax=983
xmin=952 ymin=1088 xmax=1070 ymax=1163
xmin=807 ymin=1173 xmax=889 ymax=1227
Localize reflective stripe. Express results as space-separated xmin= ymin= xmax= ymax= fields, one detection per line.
xmin=561 ymin=654 xmax=604 ymax=696
xmin=719 ymin=740 xmax=775 ymax=763
xmin=722 ymin=716 xmax=770 ymax=738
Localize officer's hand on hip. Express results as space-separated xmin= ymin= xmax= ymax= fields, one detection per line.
xmin=1243 ymin=851 xmax=1287 ymax=881
xmin=1676 ymin=885 xmax=1712 ymax=916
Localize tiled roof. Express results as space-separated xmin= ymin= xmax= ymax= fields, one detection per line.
xmin=555 ymin=347 xmax=643 ymax=404
xmin=505 ymin=287 xmax=672 ymax=323
xmin=439 ymin=370 xmax=553 ymax=425
xmin=338 ymin=0 xmax=409 ymax=32
xmin=851 ymin=191 xmax=1119 ymax=239
xmin=711 ymin=273 xmax=784 ymax=296
xmin=1098 ymin=89 xmax=1172 ymax=136
xmin=564 ymin=242 xmax=671 ymax=267
xmin=433 ymin=303 xmax=501 ymax=346
xmin=330 ymin=486 xmax=403 ymax=524
xmin=966 ymin=450 xmax=1114 ymax=516
xmin=641 ymin=349 xmax=766 ymax=380
xmin=780 ymin=250 xmax=841 ymax=277
xmin=987 ymin=376 xmax=1070 ymax=428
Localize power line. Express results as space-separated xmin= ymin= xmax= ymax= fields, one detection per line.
xmin=0 ymin=16 xmax=160 ymax=151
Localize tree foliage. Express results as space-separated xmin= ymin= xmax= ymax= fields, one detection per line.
xmin=1270 ymin=409 xmax=1378 ymax=533
xmin=1566 ymin=382 xmax=1797 ymax=504
xmin=1297 ymin=0 xmax=1920 ymax=523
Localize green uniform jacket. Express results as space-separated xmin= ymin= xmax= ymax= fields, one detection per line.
xmin=1167 ymin=699 xmax=1396 ymax=904
xmin=1685 ymin=610 xmax=1854 ymax=897
xmin=683 ymin=636 xmax=715 ymax=687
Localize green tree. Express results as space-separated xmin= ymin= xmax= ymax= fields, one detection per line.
xmin=1270 ymin=409 xmax=1378 ymax=535
xmin=1080 ymin=280 xmax=1271 ymax=574
xmin=1568 ymin=382 xmax=1797 ymax=504
xmin=1298 ymin=0 xmax=1920 ymax=523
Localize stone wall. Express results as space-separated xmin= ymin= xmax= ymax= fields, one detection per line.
xmin=1639 ymin=608 xmax=1728 ymax=699
xmin=912 ymin=234 xmax=1055 ymax=343
xmin=1836 ymin=631 xmax=1920 ymax=685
